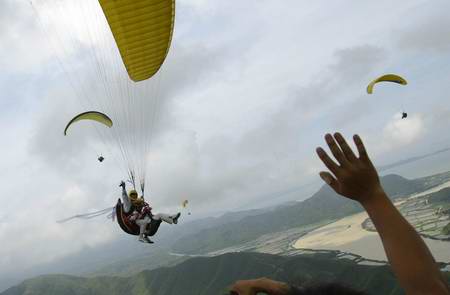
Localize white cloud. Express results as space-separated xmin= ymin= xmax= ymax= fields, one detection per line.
xmin=383 ymin=113 xmax=425 ymax=147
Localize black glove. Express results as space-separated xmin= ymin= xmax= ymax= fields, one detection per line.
xmin=119 ymin=181 xmax=125 ymax=188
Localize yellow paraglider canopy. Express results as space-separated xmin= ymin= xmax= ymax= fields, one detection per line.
xmin=64 ymin=111 xmax=113 ymax=136
xmin=367 ymin=74 xmax=407 ymax=94
xmin=99 ymin=0 xmax=175 ymax=82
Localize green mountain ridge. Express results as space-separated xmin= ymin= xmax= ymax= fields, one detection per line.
xmin=4 ymin=251 xmax=435 ymax=295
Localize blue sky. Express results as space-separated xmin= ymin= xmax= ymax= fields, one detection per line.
xmin=1 ymin=0 xmax=450 ymax=284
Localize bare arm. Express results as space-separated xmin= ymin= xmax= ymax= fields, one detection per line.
xmin=363 ymin=190 xmax=448 ymax=294
xmin=316 ymin=133 xmax=449 ymax=295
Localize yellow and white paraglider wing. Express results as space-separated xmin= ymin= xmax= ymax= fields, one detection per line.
xmin=181 ymin=200 xmax=188 ymax=208
xmin=366 ymin=74 xmax=407 ymax=94
xmin=64 ymin=111 xmax=113 ymax=136
xmin=99 ymin=0 xmax=175 ymax=82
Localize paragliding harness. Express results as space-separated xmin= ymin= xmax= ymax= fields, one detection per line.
xmin=115 ymin=199 xmax=162 ymax=236
xmin=115 ymin=172 xmax=161 ymax=236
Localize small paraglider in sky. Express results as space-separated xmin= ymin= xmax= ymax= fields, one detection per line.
xmin=366 ymin=74 xmax=407 ymax=94
xmin=181 ymin=200 xmax=191 ymax=215
xmin=64 ymin=111 xmax=113 ymax=136
xmin=367 ymin=74 xmax=409 ymax=119
xmin=64 ymin=111 xmax=113 ymax=163
xmin=64 ymin=111 xmax=112 ymax=162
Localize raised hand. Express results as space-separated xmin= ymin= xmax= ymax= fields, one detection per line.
xmin=316 ymin=133 xmax=383 ymax=205
xmin=317 ymin=133 xmax=450 ymax=294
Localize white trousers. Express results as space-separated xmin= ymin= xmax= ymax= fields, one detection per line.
xmin=135 ymin=213 xmax=176 ymax=237
xmin=152 ymin=213 xmax=175 ymax=224
xmin=136 ymin=216 xmax=151 ymax=236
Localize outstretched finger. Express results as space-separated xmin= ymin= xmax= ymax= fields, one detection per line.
xmin=334 ymin=133 xmax=358 ymax=162
xmin=316 ymin=147 xmax=340 ymax=176
xmin=353 ymin=135 xmax=369 ymax=160
xmin=325 ymin=133 xmax=349 ymax=167
xmin=319 ymin=172 xmax=340 ymax=194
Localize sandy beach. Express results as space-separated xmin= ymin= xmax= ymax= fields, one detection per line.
xmin=294 ymin=183 xmax=450 ymax=262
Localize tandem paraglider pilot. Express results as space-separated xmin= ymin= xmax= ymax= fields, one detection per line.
xmin=118 ymin=181 xmax=180 ymax=243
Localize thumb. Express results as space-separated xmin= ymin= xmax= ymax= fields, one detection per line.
xmin=319 ymin=172 xmax=339 ymax=192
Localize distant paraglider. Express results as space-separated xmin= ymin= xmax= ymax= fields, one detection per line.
xmin=367 ymin=74 xmax=408 ymax=119
xmin=63 ymin=111 xmax=113 ymax=136
xmin=181 ymin=199 xmax=191 ymax=215
xmin=366 ymin=74 xmax=407 ymax=94
xmin=64 ymin=111 xmax=112 ymax=162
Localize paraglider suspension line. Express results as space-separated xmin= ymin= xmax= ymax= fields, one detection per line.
xmin=128 ymin=170 xmax=136 ymax=190
xmin=140 ymin=182 xmax=145 ymax=200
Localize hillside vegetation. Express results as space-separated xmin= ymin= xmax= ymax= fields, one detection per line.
xmin=2 ymin=252 xmax=421 ymax=295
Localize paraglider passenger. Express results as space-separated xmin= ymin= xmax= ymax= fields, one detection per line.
xmin=402 ymin=112 xmax=408 ymax=119
xmin=120 ymin=181 xmax=181 ymax=243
